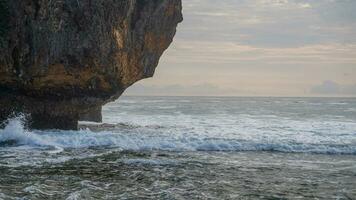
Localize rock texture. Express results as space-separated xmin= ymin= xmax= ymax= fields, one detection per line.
xmin=0 ymin=0 xmax=182 ymax=129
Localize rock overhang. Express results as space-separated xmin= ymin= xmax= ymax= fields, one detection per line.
xmin=0 ymin=0 xmax=183 ymax=130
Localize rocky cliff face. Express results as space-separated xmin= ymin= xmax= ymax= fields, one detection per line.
xmin=0 ymin=0 xmax=182 ymax=129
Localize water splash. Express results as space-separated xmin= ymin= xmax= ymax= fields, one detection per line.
xmin=0 ymin=116 xmax=63 ymax=152
xmin=0 ymin=117 xmax=355 ymax=155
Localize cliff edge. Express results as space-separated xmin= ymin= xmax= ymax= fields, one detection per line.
xmin=0 ymin=0 xmax=182 ymax=129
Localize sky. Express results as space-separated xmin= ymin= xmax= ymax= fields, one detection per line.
xmin=125 ymin=0 xmax=356 ymax=97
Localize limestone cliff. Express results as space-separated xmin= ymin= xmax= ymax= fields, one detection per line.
xmin=0 ymin=0 xmax=182 ymax=129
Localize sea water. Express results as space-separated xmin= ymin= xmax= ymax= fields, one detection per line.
xmin=0 ymin=96 xmax=355 ymax=199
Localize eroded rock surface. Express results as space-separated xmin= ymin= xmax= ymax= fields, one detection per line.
xmin=0 ymin=0 xmax=182 ymax=129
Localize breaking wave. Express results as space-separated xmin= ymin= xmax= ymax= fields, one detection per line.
xmin=1 ymin=117 xmax=355 ymax=155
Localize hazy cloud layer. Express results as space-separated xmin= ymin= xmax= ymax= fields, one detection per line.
xmin=125 ymin=0 xmax=356 ymax=97
xmin=311 ymin=80 xmax=356 ymax=96
xmin=125 ymin=83 xmax=250 ymax=96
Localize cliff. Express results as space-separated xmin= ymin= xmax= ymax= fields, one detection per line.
xmin=0 ymin=0 xmax=182 ymax=129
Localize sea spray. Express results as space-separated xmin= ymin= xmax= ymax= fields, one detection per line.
xmin=0 ymin=120 xmax=355 ymax=155
xmin=0 ymin=115 xmax=28 ymax=145
xmin=0 ymin=115 xmax=56 ymax=148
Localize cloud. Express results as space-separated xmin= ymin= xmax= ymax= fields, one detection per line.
xmin=180 ymin=0 xmax=356 ymax=47
xmin=124 ymin=83 xmax=248 ymax=96
xmin=311 ymin=80 xmax=356 ymax=96
xmin=258 ymin=0 xmax=311 ymax=9
xmin=167 ymin=40 xmax=356 ymax=64
xmin=133 ymin=0 xmax=356 ymax=97
xmin=171 ymin=0 xmax=356 ymax=67
xmin=311 ymin=80 xmax=340 ymax=94
xmin=299 ymin=3 xmax=311 ymax=9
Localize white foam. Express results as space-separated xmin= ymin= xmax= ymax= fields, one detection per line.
xmin=0 ymin=117 xmax=54 ymax=147
xmin=66 ymin=191 xmax=82 ymax=200
xmin=1 ymin=117 xmax=356 ymax=155
xmin=122 ymin=158 xmax=176 ymax=166
xmin=1 ymin=97 xmax=355 ymax=168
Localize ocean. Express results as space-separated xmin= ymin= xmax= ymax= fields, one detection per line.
xmin=0 ymin=96 xmax=355 ymax=199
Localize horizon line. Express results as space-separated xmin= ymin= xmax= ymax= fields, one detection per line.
xmin=123 ymin=94 xmax=356 ymax=98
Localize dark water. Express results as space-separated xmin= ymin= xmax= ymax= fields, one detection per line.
xmin=0 ymin=97 xmax=356 ymax=199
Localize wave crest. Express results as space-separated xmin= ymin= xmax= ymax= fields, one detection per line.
xmin=0 ymin=118 xmax=355 ymax=155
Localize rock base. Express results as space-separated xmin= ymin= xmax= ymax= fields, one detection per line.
xmin=0 ymin=92 xmax=105 ymax=130
xmin=79 ymin=106 xmax=102 ymax=123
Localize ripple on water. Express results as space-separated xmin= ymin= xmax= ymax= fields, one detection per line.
xmin=1 ymin=97 xmax=356 ymax=199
